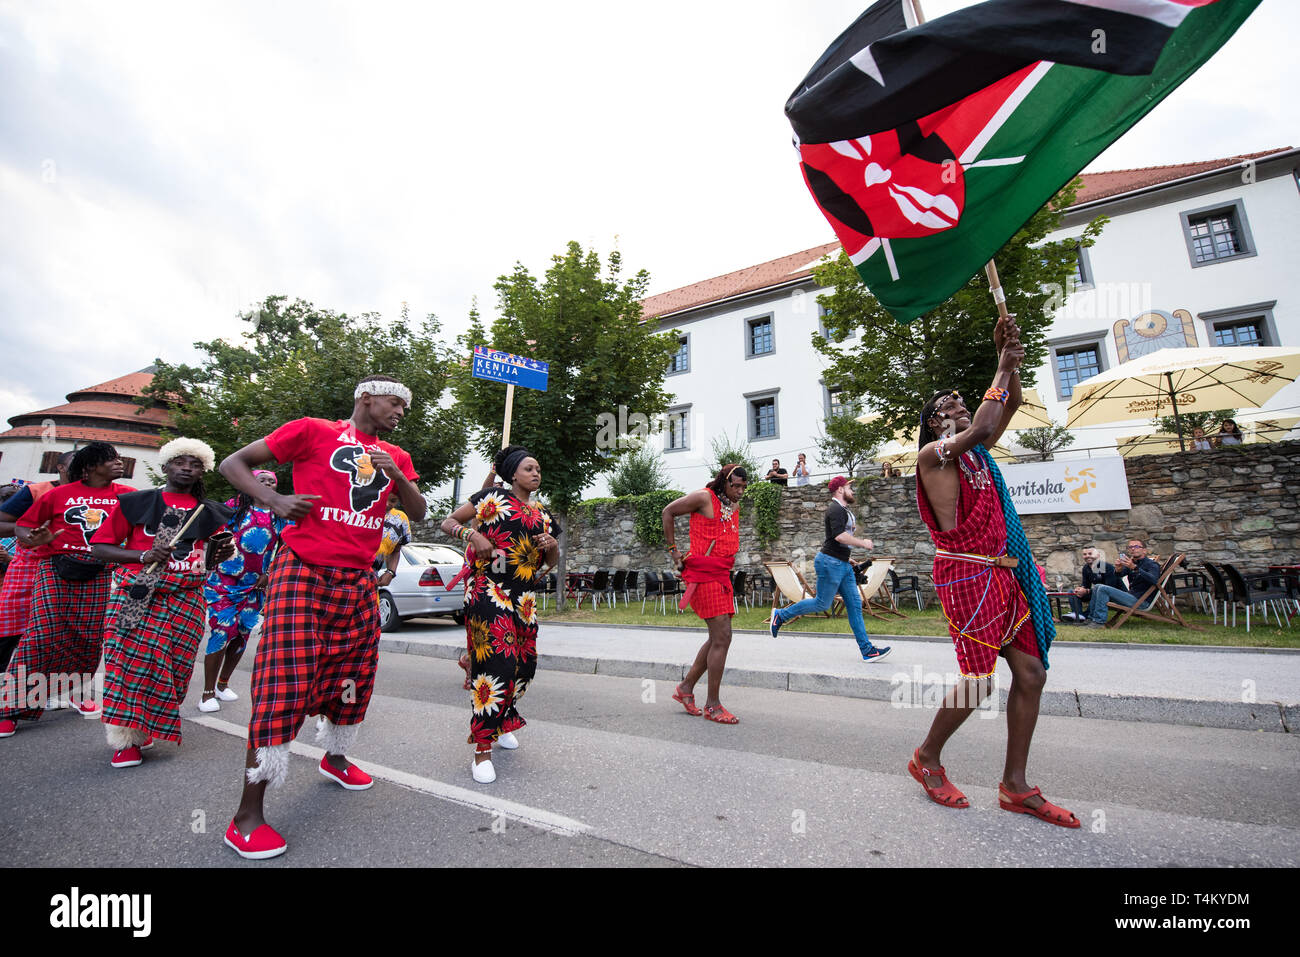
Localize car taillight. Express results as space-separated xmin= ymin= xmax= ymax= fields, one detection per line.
xmin=419 ymin=567 xmax=444 ymax=587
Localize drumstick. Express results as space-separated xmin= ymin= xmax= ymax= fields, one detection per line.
xmin=145 ymin=504 xmax=206 ymax=574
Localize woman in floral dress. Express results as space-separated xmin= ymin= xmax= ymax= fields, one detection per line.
xmin=441 ymin=445 xmax=559 ymax=784
xmin=199 ymin=470 xmax=287 ymax=712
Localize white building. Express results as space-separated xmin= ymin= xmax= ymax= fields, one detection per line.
xmin=436 ymin=147 xmax=1299 ymax=502
xmin=0 ymin=370 xmax=174 ymax=490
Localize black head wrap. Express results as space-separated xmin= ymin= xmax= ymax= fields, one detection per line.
xmin=496 ymin=445 xmax=533 ymax=484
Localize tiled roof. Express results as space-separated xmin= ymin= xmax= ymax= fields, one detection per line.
xmin=66 ymin=370 xmax=157 ymax=401
xmin=0 ymin=425 xmax=164 ymax=449
xmin=642 ymin=149 xmax=1294 ymax=319
xmin=13 ymin=399 xmax=172 ymax=427
xmin=1073 ymin=148 xmax=1291 ymax=205
xmin=642 ymin=242 xmax=840 ymax=320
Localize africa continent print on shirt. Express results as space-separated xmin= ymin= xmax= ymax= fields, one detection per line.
xmin=330 ymin=444 xmax=392 ymax=513
xmin=64 ymin=504 xmax=111 ymax=548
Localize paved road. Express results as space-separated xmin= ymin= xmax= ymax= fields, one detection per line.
xmin=4 ymin=645 xmax=1297 ymax=868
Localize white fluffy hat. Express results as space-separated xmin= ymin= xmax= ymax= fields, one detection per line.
xmin=158 ymin=437 xmax=216 ymax=472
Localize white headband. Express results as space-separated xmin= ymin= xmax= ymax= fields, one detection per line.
xmin=355 ymin=380 xmax=412 ymax=406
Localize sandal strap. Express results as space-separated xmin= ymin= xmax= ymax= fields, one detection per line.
xmin=1000 ymin=783 xmax=1043 ymax=801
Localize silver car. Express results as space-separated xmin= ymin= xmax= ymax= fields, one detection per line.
xmin=377 ymin=542 xmax=467 ymax=632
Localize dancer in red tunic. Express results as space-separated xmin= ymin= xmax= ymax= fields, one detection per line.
xmin=662 ymin=464 xmax=747 ymax=724
xmin=910 ymin=317 xmax=1077 ymax=828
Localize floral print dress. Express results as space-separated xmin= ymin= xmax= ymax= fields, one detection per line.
xmin=463 ymin=487 xmax=559 ymax=748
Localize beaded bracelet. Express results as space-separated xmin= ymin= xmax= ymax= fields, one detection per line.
xmin=983 ymin=386 xmax=1010 ymax=404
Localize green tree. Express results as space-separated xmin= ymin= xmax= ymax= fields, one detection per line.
xmin=1155 ymin=408 xmax=1236 ymax=441
xmin=142 ymin=295 xmax=467 ymax=497
xmin=815 ymin=413 xmax=885 ymax=476
xmin=1013 ymin=424 xmax=1076 ymax=461
xmin=813 ymin=178 xmax=1106 ymax=440
xmin=454 ymin=242 xmax=678 ymax=607
xmin=608 ymin=444 xmax=670 ymax=497
xmin=707 ymin=429 xmax=760 ymax=481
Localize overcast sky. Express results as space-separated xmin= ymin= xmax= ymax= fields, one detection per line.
xmin=2 ymin=0 xmax=1294 ymax=428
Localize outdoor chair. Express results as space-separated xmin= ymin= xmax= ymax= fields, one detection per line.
xmin=659 ymin=571 xmax=685 ymax=613
xmin=538 ymin=572 xmax=558 ymax=610
xmin=622 ymin=570 xmax=640 ymax=606
xmin=888 ymin=567 xmax=926 ymax=611
xmin=1168 ymin=570 xmax=1212 ymax=616
xmin=1104 ymin=553 xmax=1201 ymax=631
xmin=577 ymin=569 xmax=610 ymax=610
xmin=1222 ymin=563 xmax=1292 ymax=631
xmin=1201 ymin=561 xmax=1233 ymax=627
xmin=858 ymin=558 xmax=905 ymax=620
xmin=606 ymin=569 xmax=627 ymax=608
xmin=763 ymin=561 xmax=841 ymax=621
xmin=731 ymin=570 xmax=749 ymax=613
xmin=641 ymin=570 xmax=665 ymax=614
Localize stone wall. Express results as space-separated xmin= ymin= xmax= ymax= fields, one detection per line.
xmin=415 ymin=440 xmax=1300 ymax=600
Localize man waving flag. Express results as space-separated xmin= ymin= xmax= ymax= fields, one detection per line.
xmin=786 ymin=0 xmax=1262 ymax=323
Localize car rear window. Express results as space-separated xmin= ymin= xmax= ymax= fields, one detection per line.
xmin=404 ymin=544 xmax=464 ymax=566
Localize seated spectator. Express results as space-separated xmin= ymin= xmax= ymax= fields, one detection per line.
xmin=1084 ymin=538 xmax=1160 ymax=628
xmin=765 ymin=459 xmax=789 ymax=487
xmin=881 ymin=462 xmax=899 ymax=478
xmin=1214 ymin=419 xmax=1244 ymax=447
xmin=1067 ymin=545 xmax=1122 ymax=622
xmin=792 ymin=453 xmax=810 ymax=487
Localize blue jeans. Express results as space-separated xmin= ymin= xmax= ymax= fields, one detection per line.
xmin=774 ymin=552 xmax=874 ymax=654
xmin=1086 ymin=584 xmax=1151 ymax=622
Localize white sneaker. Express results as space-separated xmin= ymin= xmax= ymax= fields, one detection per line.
xmin=472 ymin=757 xmax=496 ymax=783
xmin=214 ymin=686 xmax=239 ymax=702
xmin=198 ymin=696 xmax=221 ymax=713
xmin=497 ymin=732 xmax=519 ymax=751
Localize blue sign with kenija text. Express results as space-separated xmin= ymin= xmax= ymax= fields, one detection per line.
xmin=471 ymin=346 xmax=549 ymax=392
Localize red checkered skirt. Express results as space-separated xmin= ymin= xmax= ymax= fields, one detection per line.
xmin=0 ymin=559 xmax=111 ymax=721
xmin=933 ymin=558 xmax=1038 ymax=679
xmin=689 ymin=579 xmax=735 ymax=620
xmin=101 ymin=571 xmax=206 ymax=745
xmin=0 ymin=547 xmax=41 ymax=636
xmin=247 ymin=549 xmax=380 ymax=749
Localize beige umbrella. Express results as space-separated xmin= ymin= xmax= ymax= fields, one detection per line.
xmin=1115 ymin=431 xmax=1185 ymax=458
xmin=1243 ymin=416 xmax=1300 ymax=444
xmin=1066 ymin=346 xmax=1300 ymax=450
xmin=1006 ymin=387 xmax=1054 ymax=431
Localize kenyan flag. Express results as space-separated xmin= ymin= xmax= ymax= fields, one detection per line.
xmin=786 ymin=0 xmax=1262 ymax=323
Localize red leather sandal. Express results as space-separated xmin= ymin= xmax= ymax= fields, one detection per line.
xmin=998 ymin=783 xmax=1080 ymax=828
xmin=702 ymin=705 xmax=738 ymax=724
xmin=672 ymin=684 xmax=703 ymax=716
xmin=907 ymin=748 xmax=970 ymax=809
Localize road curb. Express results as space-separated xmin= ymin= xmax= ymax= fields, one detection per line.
xmin=378 ymin=636 xmax=1293 ymax=733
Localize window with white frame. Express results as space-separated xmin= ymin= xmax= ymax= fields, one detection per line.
xmin=1048 ymin=331 xmax=1108 ymax=400
xmin=664 ymin=407 xmax=690 ymax=451
xmin=1179 ymin=199 xmax=1256 ymax=267
xmin=1200 ymin=301 xmax=1278 ymax=349
xmin=746 ymin=390 xmax=779 ymax=440
xmin=745 ymin=314 xmax=774 ymax=357
xmin=668 ymin=334 xmax=689 ymax=375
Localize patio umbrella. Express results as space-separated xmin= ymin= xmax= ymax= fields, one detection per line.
xmin=1006 ymin=387 xmax=1054 ymax=432
xmin=1114 ymin=432 xmax=1185 ymax=458
xmin=1066 ymin=346 xmax=1300 ymax=451
xmin=1242 ymin=416 xmax=1300 ymax=444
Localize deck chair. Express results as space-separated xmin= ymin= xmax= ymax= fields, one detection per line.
xmin=1105 ymin=553 xmax=1202 ymax=631
xmin=764 ymin=561 xmax=842 ymax=620
xmin=856 ymin=557 xmax=905 ymax=620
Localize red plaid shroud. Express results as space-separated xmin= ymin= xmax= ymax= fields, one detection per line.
xmin=0 ymin=559 xmax=111 ymax=721
xmin=0 ymin=547 xmax=40 ymax=636
xmin=247 ymin=549 xmax=380 ymax=749
xmin=101 ymin=570 xmax=206 ymax=745
xmin=918 ymin=452 xmax=1038 ymax=679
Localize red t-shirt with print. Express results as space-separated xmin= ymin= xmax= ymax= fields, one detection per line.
xmin=16 ymin=480 xmax=134 ymax=558
xmin=265 ymin=418 xmax=419 ymax=569
xmin=90 ymin=492 xmax=209 ymax=575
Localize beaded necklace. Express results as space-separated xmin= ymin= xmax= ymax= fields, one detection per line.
xmin=957 ymin=451 xmax=991 ymax=491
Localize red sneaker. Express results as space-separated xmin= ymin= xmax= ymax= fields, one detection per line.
xmin=140 ymin=738 xmax=155 ymax=751
xmin=72 ymin=698 xmax=101 ymax=716
xmin=110 ymin=746 xmax=143 ymax=768
xmin=318 ymin=756 xmax=374 ymax=791
xmin=223 ymin=821 xmax=287 ymax=860
xmin=0 ymin=719 xmax=16 ymax=738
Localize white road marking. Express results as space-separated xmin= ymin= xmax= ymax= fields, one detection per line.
xmin=187 ymin=713 xmax=592 ymax=837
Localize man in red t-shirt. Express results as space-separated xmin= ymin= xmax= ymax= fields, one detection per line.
xmin=91 ymin=438 xmax=235 ymax=769
xmin=0 ymin=443 xmax=131 ymax=737
xmin=220 ymin=375 xmax=425 ymax=860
